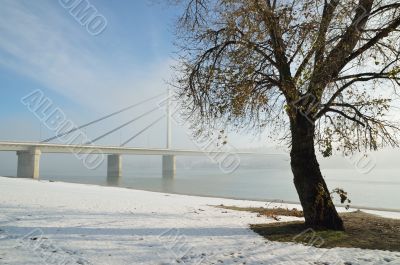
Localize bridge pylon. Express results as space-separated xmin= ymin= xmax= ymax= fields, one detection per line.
xmin=162 ymin=155 xmax=176 ymax=179
xmin=17 ymin=147 xmax=41 ymax=179
xmin=107 ymin=154 xmax=122 ymax=185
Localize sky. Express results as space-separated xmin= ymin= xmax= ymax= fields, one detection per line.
xmin=0 ymin=0 xmax=175 ymax=111
xmin=0 ymin=0 xmax=180 ymax=143
xmin=0 ymin=0 xmax=266 ymax=146
xmin=0 ymin=0 xmax=399 ymax=177
xmin=0 ymin=0 xmax=273 ymax=176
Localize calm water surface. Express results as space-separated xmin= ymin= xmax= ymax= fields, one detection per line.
xmin=39 ymin=167 xmax=400 ymax=210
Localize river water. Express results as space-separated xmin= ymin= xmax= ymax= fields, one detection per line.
xmin=39 ymin=167 xmax=400 ymax=210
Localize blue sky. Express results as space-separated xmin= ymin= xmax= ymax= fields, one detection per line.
xmin=0 ymin=0 xmax=183 ymax=142
xmin=0 ymin=0 xmax=268 ymax=151
xmin=0 ymin=0 xmax=177 ymax=111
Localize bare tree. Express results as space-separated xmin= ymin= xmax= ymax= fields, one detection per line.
xmin=173 ymin=0 xmax=400 ymax=230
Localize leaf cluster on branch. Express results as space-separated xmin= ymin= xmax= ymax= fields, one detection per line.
xmin=173 ymin=0 xmax=400 ymax=155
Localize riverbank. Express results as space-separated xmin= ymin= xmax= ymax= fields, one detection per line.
xmin=0 ymin=177 xmax=399 ymax=264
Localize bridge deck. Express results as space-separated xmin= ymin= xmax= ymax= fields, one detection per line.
xmin=0 ymin=141 xmax=280 ymax=156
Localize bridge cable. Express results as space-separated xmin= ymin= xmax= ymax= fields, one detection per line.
xmin=41 ymin=92 xmax=165 ymax=143
xmin=85 ymin=106 xmax=160 ymax=145
xmin=120 ymin=115 xmax=165 ymax=147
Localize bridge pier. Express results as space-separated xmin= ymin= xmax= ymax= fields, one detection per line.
xmin=107 ymin=154 xmax=122 ymax=185
xmin=17 ymin=148 xmax=41 ymax=179
xmin=162 ymin=155 xmax=175 ymax=178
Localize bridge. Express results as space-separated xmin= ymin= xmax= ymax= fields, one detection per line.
xmin=0 ymin=91 xmax=279 ymax=182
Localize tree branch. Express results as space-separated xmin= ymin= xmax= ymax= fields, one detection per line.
xmin=344 ymin=15 xmax=400 ymax=66
xmin=324 ymin=108 xmax=366 ymax=127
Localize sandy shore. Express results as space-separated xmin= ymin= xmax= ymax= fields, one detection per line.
xmin=0 ymin=177 xmax=399 ymax=264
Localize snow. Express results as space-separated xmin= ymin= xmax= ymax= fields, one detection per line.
xmin=0 ymin=177 xmax=399 ymax=265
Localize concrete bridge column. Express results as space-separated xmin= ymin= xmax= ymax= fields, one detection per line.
xmin=17 ymin=148 xmax=41 ymax=179
xmin=107 ymin=154 xmax=122 ymax=185
xmin=162 ymin=155 xmax=175 ymax=178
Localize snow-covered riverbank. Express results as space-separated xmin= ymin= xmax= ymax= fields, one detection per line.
xmin=0 ymin=177 xmax=399 ymax=264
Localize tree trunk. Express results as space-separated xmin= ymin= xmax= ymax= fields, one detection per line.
xmin=290 ymin=114 xmax=344 ymax=230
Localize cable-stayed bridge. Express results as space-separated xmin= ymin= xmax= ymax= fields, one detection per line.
xmin=0 ymin=92 xmax=280 ymax=182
